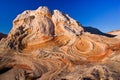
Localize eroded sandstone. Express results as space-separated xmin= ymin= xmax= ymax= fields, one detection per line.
xmin=0 ymin=6 xmax=120 ymax=80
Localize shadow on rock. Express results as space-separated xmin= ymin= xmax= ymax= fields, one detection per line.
xmin=0 ymin=32 xmax=7 ymax=40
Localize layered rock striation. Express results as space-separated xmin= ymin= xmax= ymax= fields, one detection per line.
xmin=0 ymin=6 xmax=120 ymax=80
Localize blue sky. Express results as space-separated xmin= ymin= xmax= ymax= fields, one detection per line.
xmin=0 ymin=0 xmax=120 ymax=34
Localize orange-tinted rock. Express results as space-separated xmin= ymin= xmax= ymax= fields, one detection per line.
xmin=0 ymin=6 xmax=120 ymax=80
xmin=1 ymin=6 xmax=83 ymax=50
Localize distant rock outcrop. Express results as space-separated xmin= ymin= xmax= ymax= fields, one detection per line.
xmin=0 ymin=32 xmax=7 ymax=40
xmin=0 ymin=6 xmax=120 ymax=80
xmin=84 ymin=26 xmax=116 ymax=37
xmin=108 ymin=30 xmax=120 ymax=39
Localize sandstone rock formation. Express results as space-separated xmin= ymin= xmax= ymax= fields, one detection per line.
xmin=0 ymin=6 xmax=120 ymax=80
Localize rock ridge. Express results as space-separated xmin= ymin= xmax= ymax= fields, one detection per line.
xmin=1 ymin=6 xmax=83 ymax=50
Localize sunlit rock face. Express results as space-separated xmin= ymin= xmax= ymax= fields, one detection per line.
xmin=2 ymin=6 xmax=83 ymax=50
xmin=0 ymin=6 xmax=120 ymax=80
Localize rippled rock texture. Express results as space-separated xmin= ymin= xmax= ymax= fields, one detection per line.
xmin=0 ymin=6 xmax=120 ymax=80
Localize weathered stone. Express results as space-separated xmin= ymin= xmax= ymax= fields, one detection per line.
xmin=0 ymin=6 xmax=120 ymax=80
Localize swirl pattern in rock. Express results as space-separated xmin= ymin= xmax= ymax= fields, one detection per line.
xmin=0 ymin=6 xmax=120 ymax=80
